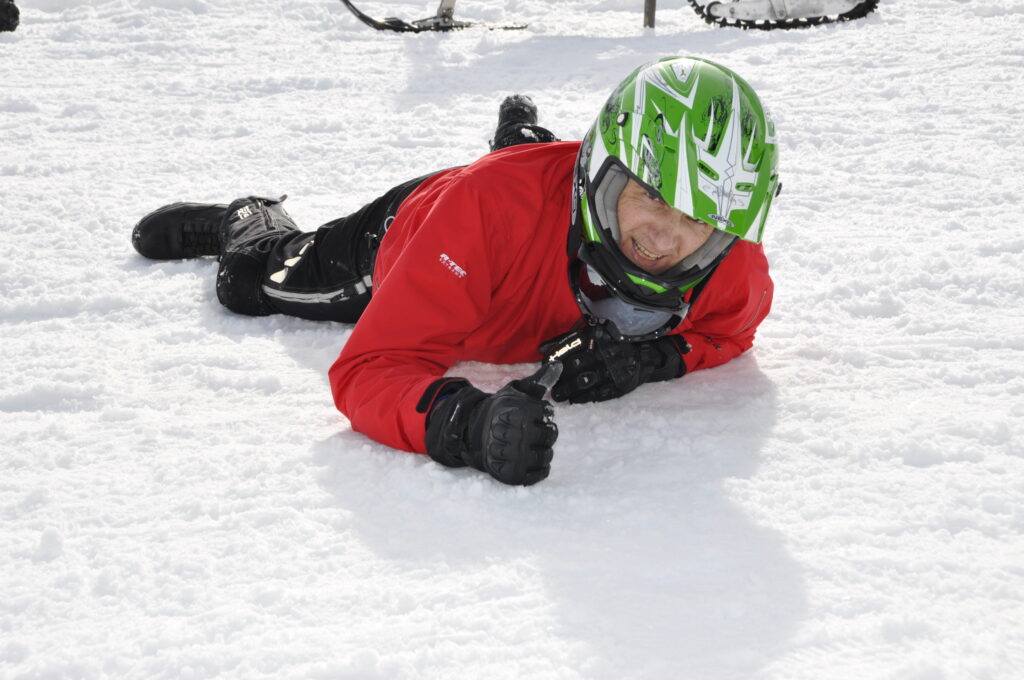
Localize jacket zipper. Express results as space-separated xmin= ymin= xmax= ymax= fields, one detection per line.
xmin=736 ymin=289 xmax=768 ymax=335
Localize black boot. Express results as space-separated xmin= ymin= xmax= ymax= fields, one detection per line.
xmin=489 ymin=94 xmax=559 ymax=151
xmin=132 ymin=203 xmax=227 ymax=260
xmin=216 ymin=196 xmax=299 ymax=317
xmin=0 ymin=0 xmax=18 ymax=33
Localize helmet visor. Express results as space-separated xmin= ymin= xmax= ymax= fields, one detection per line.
xmin=571 ymin=259 xmax=687 ymax=341
xmin=584 ymin=156 xmax=737 ymax=290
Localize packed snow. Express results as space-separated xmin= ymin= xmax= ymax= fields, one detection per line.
xmin=2 ymin=0 xmax=1023 ymax=678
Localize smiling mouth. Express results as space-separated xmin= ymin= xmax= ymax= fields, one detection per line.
xmin=632 ymin=238 xmax=665 ymax=262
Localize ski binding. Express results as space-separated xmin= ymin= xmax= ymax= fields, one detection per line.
xmin=339 ymin=0 xmax=527 ymax=33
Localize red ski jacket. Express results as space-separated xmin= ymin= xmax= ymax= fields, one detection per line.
xmin=328 ymin=142 xmax=773 ymax=453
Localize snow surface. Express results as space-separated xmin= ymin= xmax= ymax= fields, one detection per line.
xmin=2 ymin=0 xmax=1024 ymax=678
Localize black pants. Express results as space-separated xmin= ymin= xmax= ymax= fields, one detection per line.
xmin=256 ymin=173 xmax=432 ymax=323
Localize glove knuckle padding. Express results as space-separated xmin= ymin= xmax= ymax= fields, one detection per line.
xmin=477 ymin=392 xmax=556 ymax=485
xmin=426 ymin=381 xmax=557 ymax=486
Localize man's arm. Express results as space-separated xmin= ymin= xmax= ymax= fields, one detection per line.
xmin=327 ymin=172 xmax=502 ymax=453
xmin=675 ymin=240 xmax=773 ymax=373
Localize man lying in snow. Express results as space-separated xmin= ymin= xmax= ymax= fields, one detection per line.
xmin=131 ymin=56 xmax=779 ymax=486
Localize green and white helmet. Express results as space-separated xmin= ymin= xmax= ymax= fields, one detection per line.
xmin=570 ymin=56 xmax=779 ymax=339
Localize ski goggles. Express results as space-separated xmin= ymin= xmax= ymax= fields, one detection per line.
xmin=570 ymin=258 xmax=688 ymax=341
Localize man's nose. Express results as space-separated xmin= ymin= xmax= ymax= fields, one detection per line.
xmin=645 ymin=222 xmax=678 ymax=251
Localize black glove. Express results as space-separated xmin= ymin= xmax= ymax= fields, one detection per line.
xmin=424 ymin=363 xmax=562 ymax=486
xmin=538 ymin=322 xmax=688 ymax=404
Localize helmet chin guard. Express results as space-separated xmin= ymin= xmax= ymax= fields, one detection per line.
xmin=570 ymin=258 xmax=687 ymax=341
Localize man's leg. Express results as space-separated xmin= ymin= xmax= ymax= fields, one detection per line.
xmin=214 ymin=195 xmax=300 ymax=318
xmin=251 ymin=174 xmax=429 ymax=323
xmin=489 ymin=95 xmax=559 ymax=151
xmin=132 ymin=173 xmax=431 ymax=324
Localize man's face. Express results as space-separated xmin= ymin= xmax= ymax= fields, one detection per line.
xmin=616 ymin=179 xmax=713 ymax=275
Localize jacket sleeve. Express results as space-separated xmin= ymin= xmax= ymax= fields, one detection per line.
xmin=327 ymin=176 xmax=505 ymax=454
xmin=673 ymin=242 xmax=774 ymax=374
